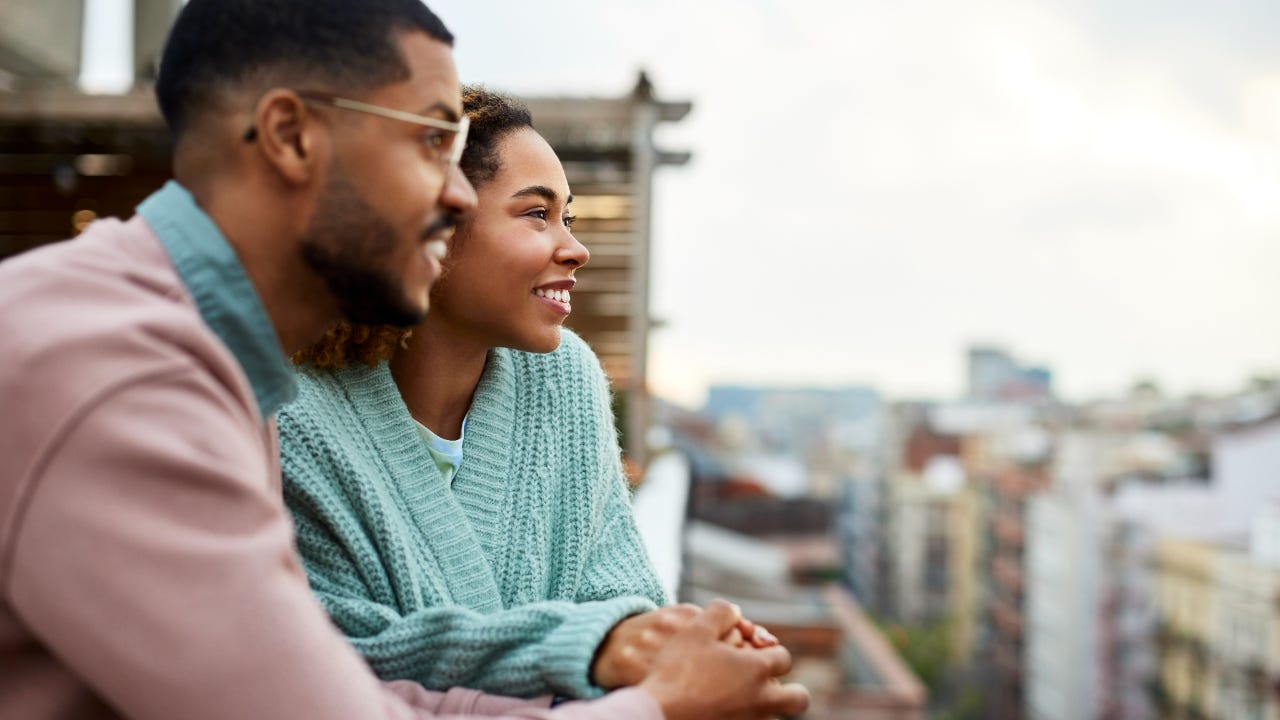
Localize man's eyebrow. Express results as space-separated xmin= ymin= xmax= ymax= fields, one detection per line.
xmin=420 ymin=101 xmax=461 ymax=122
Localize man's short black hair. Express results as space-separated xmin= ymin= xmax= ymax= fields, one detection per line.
xmin=155 ymin=0 xmax=453 ymax=138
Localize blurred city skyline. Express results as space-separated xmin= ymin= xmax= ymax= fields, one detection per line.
xmin=80 ymin=0 xmax=1280 ymax=407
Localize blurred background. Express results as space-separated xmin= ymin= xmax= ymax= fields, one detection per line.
xmin=3 ymin=0 xmax=1279 ymax=717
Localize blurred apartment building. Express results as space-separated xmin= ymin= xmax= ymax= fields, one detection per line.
xmin=1150 ymin=417 xmax=1280 ymax=720
xmin=1206 ymin=516 xmax=1280 ymax=720
xmin=979 ymin=453 xmax=1052 ymax=719
xmin=871 ymin=414 xmax=1039 ymax=720
xmin=1156 ymin=534 xmax=1227 ymax=719
xmin=1018 ymin=391 xmax=1280 ymax=720
xmin=1152 ymin=527 xmax=1280 ymax=720
xmin=642 ymin=395 xmax=926 ymax=719
xmin=875 ymin=348 xmax=1057 ymax=719
xmin=682 ymin=354 xmax=1280 ymax=720
xmin=880 ymin=402 xmax=965 ymax=624
xmin=699 ymin=384 xmax=893 ymax=612
xmin=0 ymin=1 xmax=686 ymax=465
xmin=872 ymin=349 xmax=1280 ymax=720
xmin=1024 ymin=431 xmax=1194 ymax=720
xmin=667 ymin=346 xmax=1280 ymax=720
xmin=968 ymin=345 xmax=1053 ymax=402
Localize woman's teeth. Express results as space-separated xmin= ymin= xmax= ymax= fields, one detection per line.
xmin=534 ymin=288 xmax=571 ymax=303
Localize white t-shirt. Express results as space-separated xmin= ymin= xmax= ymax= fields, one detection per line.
xmin=413 ymin=417 xmax=466 ymax=485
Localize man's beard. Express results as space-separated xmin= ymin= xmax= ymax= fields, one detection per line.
xmin=300 ymin=170 xmax=426 ymax=328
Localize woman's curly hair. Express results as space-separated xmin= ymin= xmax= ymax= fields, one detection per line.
xmin=291 ymin=321 xmax=411 ymax=369
xmin=294 ymin=85 xmax=534 ymax=370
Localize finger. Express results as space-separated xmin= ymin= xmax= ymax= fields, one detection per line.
xmin=754 ymin=644 xmax=794 ymax=678
xmin=694 ymin=600 xmax=743 ymax=639
xmin=672 ymin=602 xmax=702 ymax=617
xmin=758 ymin=681 xmax=811 ymax=717
xmin=655 ymin=604 xmax=702 ymax=632
xmin=751 ymin=625 xmax=778 ymax=648
xmin=724 ymin=627 xmax=746 ymax=647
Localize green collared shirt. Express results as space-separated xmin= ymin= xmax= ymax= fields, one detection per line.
xmin=137 ymin=181 xmax=296 ymax=421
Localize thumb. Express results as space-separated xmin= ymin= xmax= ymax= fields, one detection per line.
xmin=694 ymin=600 xmax=743 ymax=639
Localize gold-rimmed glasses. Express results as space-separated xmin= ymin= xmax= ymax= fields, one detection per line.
xmin=244 ymin=90 xmax=470 ymax=170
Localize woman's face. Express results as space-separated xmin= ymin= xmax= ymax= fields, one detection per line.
xmin=428 ymin=127 xmax=589 ymax=353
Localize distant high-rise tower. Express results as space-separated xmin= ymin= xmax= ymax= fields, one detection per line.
xmin=967 ymin=346 xmax=1052 ymax=401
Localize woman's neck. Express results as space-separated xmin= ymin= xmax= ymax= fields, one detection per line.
xmin=389 ymin=320 xmax=490 ymax=440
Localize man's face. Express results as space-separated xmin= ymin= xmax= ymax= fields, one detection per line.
xmin=300 ymin=31 xmax=476 ymax=327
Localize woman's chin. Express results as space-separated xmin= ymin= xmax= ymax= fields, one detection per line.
xmin=511 ymin=327 xmax=562 ymax=355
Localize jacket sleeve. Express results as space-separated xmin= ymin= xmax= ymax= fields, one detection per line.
xmin=289 ymin=498 xmax=657 ymax=700
xmin=400 ymin=685 xmax=661 ymax=720
xmin=2 ymin=363 xmax=660 ymax=720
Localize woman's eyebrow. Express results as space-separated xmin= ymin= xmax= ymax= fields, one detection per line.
xmin=511 ymin=185 xmax=559 ymax=202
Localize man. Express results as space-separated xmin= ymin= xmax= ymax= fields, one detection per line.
xmin=0 ymin=1 xmax=809 ymax=719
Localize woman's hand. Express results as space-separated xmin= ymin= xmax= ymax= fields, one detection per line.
xmin=590 ymin=604 xmax=781 ymax=688
xmin=590 ymin=604 xmax=701 ymax=689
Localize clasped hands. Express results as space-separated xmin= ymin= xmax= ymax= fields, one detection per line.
xmin=590 ymin=601 xmax=809 ymax=720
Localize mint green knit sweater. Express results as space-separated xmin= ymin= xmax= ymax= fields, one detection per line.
xmin=277 ymin=330 xmax=665 ymax=700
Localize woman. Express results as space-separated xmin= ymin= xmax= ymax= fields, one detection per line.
xmin=279 ymin=87 xmax=770 ymax=701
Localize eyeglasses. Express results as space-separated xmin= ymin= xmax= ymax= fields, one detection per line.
xmin=244 ymin=90 xmax=470 ymax=171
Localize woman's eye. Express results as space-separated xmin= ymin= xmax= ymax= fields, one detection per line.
xmin=526 ymin=209 xmax=549 ymax=221
xmin=563 ymin=215 xmax=578 ymax=229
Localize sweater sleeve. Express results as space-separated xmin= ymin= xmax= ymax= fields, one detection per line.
xmin=563 ymin=333 xmax=668 ymax=608
xmin=575 ymin=474 xmax=668 ymax=608
xmin=288 ymin=484 xmax=657 ymax=700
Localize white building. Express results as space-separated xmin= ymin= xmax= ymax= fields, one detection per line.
xmin=1025 ymin=431 xmax=1229 ymax=720
xmin=1026 ymin=486 xmax=1107 ymax=719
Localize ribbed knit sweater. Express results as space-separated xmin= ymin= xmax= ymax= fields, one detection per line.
xmin=277 ymin=330 xmax=666 ymax=700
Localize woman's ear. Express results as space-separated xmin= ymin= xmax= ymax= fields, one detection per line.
xmin=249 ymin=89 xmax=324 ymax=186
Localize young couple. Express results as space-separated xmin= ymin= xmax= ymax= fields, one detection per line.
xmin=0 ymin=0 xmax=807 ymax=719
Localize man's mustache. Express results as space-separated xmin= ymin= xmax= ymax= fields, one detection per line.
xmin=424 ymin=214 xmax=458 ymax=239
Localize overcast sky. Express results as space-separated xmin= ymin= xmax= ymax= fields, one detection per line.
xmin=86 ymin=0 xmax=1280 ymax=407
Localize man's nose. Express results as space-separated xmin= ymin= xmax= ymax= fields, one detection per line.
xmin=440 ymin=164 xmax=477 ymax=218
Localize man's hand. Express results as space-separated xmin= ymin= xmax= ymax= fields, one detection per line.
xmin=590 ymin=604 xmax=701 ymax=689
xmin=638 ymin=600 xmax=810 ymax=720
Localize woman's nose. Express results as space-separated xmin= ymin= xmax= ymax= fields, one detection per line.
xmin=556 ymin=230 xmax=590 ymax=268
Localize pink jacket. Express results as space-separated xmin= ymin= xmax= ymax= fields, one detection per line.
xmin=0 ymin=216 xmax=660 ymax=720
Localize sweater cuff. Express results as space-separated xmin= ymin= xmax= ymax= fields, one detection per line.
xmin=538 ymin=596 xmax=657 ymax=699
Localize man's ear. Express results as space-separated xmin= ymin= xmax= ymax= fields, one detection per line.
xmin=250 ymin=89 xmax=324 ymax=185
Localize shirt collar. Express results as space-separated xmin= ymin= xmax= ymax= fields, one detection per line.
xmin=137 ymin=181 xmax=296 ymax=421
